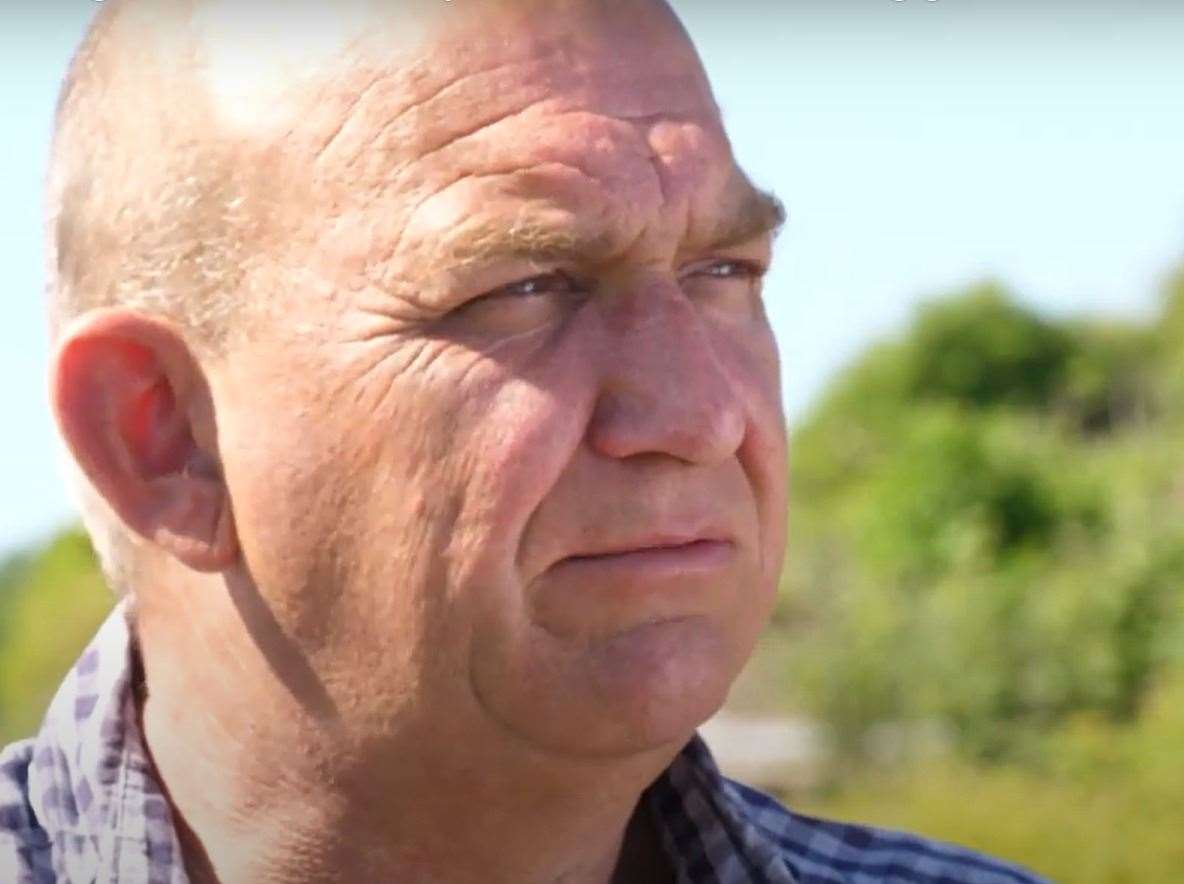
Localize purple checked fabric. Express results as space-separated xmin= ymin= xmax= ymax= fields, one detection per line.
xmin=0 ymin=602 xmax=184 ymax=884
xmin=1 ymin=603 xmax=1050 ymax=883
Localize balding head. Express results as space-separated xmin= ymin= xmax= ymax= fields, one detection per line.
xmin=46 ymin=0 xmax=381 ymax=352
xmin=46 ymin=0 xmax=712 ymax=352
xmin=44 ymin=2 xmax=412 ymax=354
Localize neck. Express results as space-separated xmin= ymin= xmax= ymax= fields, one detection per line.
xmin=133 ymin=592 xmax=679 ymax=884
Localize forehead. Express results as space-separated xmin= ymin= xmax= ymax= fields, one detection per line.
xmin=202 ymin=0 xmax=716 ymax=149
xmin=237 ymin=1 xmax=753 ymax=271
xmin=307 ymin=5 xmax=724 ymax=165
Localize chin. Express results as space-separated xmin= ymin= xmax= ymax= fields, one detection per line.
xmin=496 ymin=615 xmax=743 ymax=758
xmin=585 ymin=616 xmax=739 ymax=748
xmin=474 ymin=612 xmax=756 ymax=759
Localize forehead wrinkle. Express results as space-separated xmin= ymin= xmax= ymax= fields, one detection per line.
xmin=376 ymin=156 xmax=628 ymax=269
xmin=309 ymin=25 xmax=715 ymax=181
xmin=422 ymin=122 xmax=730 ymax=271
xmin=315 ymin=56 xmax=552 ymax=172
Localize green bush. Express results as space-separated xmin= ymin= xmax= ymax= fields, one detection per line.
xmin=779 ymin=275 xmax=1184 ymax=761
xmin=797 ymin=676 xmax=1184 ymax=883
xmin=0 ymin=530 xmax=114 ymax=743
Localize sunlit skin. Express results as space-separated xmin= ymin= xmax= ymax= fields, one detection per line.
xmin=50 ymin=1 xmax=788 ymax=881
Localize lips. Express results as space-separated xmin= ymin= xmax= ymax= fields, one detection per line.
xmin=552 ymin=536 xmax=736 ymax=582
xmin=531 ymin=530 xmax=738 ymax=637
xmin=565 ymin=533 xmax=730 ymax=561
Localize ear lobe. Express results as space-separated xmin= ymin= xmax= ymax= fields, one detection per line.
xmin=51 ymin=311 xmax=239 ymax=573
xmin=145 ymin=463 xmax=240 ymax=572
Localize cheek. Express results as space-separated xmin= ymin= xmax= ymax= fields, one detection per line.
xmin=215 ymin=401 xmax=381 ymax=678
xmin=218 ymin=374 xmax=350 ymax=557
xmin=435 ymin=367 xmax=591 ymax=587
xmin=318 ymin=334 xmax=593 ymax=610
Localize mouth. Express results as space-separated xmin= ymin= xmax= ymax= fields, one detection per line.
xmin=557 ymin=538 xmax=735 ymax=578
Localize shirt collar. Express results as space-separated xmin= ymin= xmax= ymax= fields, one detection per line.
xmin=647 ymin=736 xmax=797 ymax=883
xmin=27 ymin=599 xmax=188 ymax=884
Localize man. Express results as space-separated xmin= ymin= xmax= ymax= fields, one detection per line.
xmin=0 ymin=1 xmax=1047 ymax=881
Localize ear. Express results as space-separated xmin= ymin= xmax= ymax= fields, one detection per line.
xmin=50 ymin=309 xmax=238 ymax=573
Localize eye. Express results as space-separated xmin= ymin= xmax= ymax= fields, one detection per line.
xmin=690 ymin=259 xmax=766 ymax=280
xmin=448 ymin=269 xmax=588 ymax=332
xmin=488 ymin=271 xmax=583 ymax=299
xmin=681 ymin=258 xmax=770 ymax=318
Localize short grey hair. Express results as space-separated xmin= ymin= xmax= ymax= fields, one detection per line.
xmin=45 ymin=0 xmax=258 ymax=352
xmin=45 ymin=0 xmax=262 ymax=599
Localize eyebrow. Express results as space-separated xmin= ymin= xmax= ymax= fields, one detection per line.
xmin=448 ymin=219 xmax=617 ymax=267
xmin=444 ymin=186 xmax=786 ymax=269
xmin=700 ymin=186 xmax=787 ymax=252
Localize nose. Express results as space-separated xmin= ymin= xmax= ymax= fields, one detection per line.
xmin=585 ymin=280 xmax=747 ymax=465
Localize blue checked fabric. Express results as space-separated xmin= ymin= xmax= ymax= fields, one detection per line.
xmin=1 ymin=602 xmax=1051 ymax=883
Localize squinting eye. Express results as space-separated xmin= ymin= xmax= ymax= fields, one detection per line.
xmin=694 ymin=260 xmax=765 ymax=280
xmin=492 ymin=271 xmax=582 ymax=299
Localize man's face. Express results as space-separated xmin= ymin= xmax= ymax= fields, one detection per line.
xmin=208 ymin=0 xmax=788 ymax=757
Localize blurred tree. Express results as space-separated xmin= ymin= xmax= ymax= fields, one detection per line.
xmin=780 ymin=271 xmax=1184 ymax=763
xmin=902 ymin=283 xmax=1073 ymax=411
xmin=1152 ymin=264 xmax=1184 ymax=418
xmin=0 ymin=530 xmax=113 ymax=743
xmin=1056 ymin=320 xmax=1156 ymax=435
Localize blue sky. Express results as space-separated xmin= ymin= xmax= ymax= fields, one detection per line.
xmin=1 ymin=1 xmax=1182 ymax=555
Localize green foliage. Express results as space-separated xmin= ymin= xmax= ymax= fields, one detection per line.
xmin=780 ymin=273 xmax=1184 ymax=762
xmin=1057 ymin=320 xmax=1157 ymax=434
xmin=0 ymin=530 xmax=114 ymax=743
xmin=903 ymin=283 xmax=1074 ymax=411
xmin=798 ymin=676 xmax=1184 ymax=883
xmin=1152 ymin=264 xmax=1184 ymax=418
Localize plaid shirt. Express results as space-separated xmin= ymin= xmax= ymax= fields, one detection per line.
xmin=1 ymin=602 xmax=1049 ymax=883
